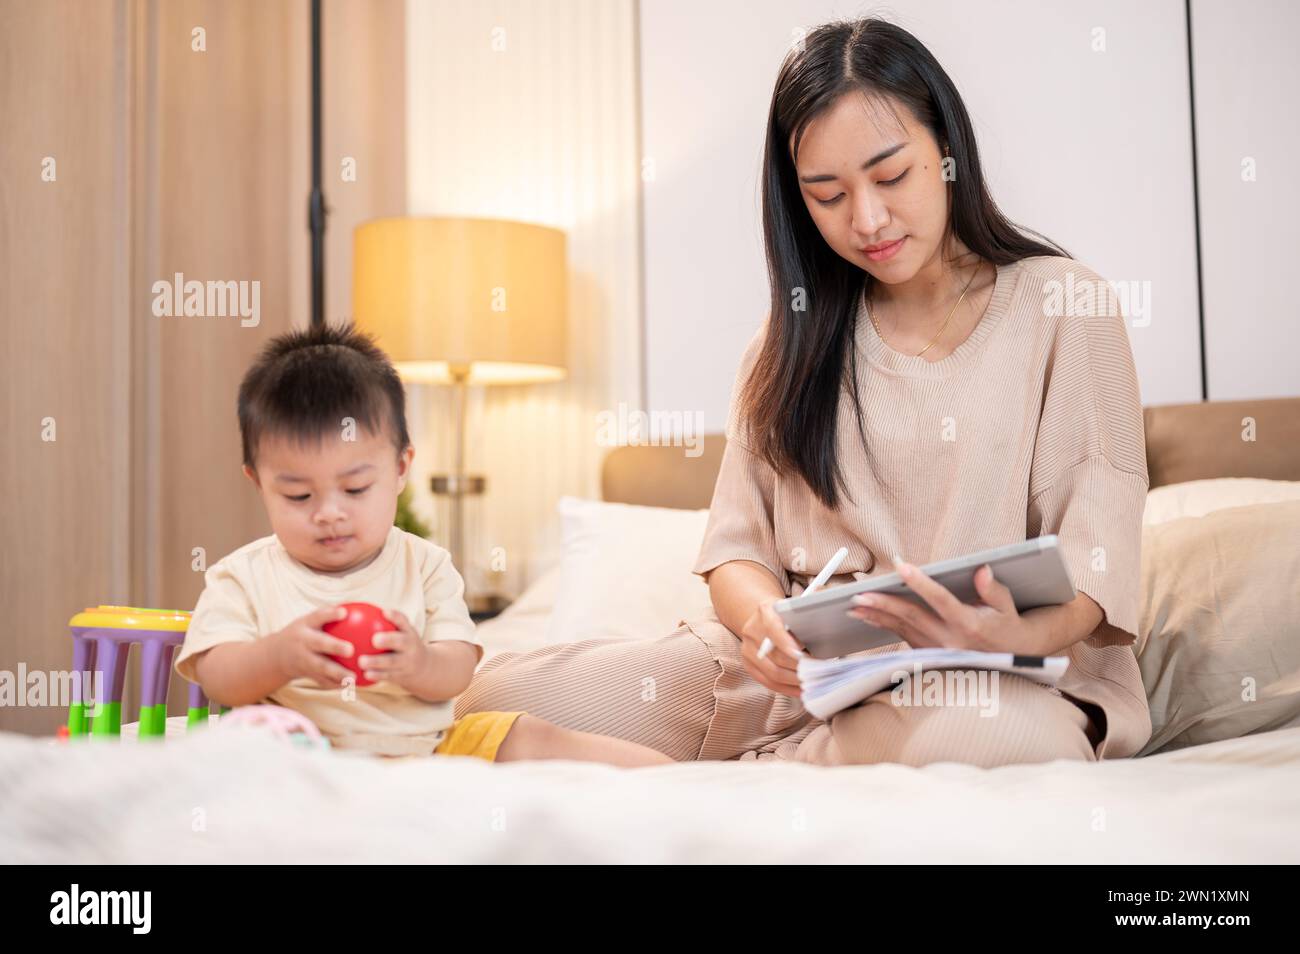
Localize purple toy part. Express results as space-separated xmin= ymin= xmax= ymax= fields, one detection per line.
xmin=69 ymin=626 xmax=207 ymax=713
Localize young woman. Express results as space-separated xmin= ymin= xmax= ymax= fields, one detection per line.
xmin=456 ymin=17 xmax=1151 ymax=766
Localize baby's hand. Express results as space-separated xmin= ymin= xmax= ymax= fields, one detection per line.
xmin=357 ymin=609 xmax=429 ymax=691
xmin=268 ymin=605 xmax=355 ymax=690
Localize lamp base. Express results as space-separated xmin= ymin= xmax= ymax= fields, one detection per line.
xmin=467 ymin=592 xmax=511 ymax=622
xmin=431 ymin=474 xmax=486 ymax=496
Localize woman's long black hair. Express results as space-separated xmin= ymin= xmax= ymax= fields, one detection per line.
xmin=744 ymin=17 xmax=1071 ymax=509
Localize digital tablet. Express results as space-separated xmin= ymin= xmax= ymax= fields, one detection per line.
xmin=772 ymin=535 xmax=1076 ymax=659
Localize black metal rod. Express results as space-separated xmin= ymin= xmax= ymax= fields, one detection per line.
xmin=309 ymin=0 xmax=326 ymax=329
xmin=1185 ymin=0 xmax=1208 ymax=401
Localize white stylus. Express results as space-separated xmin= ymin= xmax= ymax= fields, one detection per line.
xmin=757 ymin=546 xmax=849 ymax=661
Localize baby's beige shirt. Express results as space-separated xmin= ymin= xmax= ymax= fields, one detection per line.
xmin=175 ymin=526 xmax=482 ymax=756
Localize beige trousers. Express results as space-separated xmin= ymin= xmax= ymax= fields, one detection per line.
xmin=455 ymin=618 xmax=1098 ymax=767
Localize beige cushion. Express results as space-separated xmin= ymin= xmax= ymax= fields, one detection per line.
xmin=1143 ymin=477 xmax=1300 ymax=527
xmin=1136 ymin=500 xmax=1300 ymax=754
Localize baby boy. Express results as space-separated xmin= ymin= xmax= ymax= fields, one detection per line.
xmin=175 ymin=324 xmax=671 ymax=766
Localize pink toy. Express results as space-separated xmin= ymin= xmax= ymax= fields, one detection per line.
xmin=217 ymin=704 xmax=330 ymax=750
xmin=323 ymin=602 xmax=396 ymax=687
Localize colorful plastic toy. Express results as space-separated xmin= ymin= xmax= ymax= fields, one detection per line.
xmin=323 ymin=602 xmax=396 ymax=687
xmin=65 ymin=604 xmax=220 ymax=740
xmin=216 ymin=704 xmax=331 ymax=751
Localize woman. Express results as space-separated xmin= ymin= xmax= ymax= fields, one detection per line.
xmin=456 ymin=17 xmax=1151 ymax=766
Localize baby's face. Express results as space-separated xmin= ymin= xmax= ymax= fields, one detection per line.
xmin=245 ymin=427 xmax=414 ymax=573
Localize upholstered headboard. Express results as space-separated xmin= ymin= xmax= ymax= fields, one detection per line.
xmin=601 ymin=397 xmax=1300 ymax=509
xmin=1140 ymin=396 xmax=1300 ymax=488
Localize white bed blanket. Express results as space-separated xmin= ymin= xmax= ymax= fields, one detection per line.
xmin=3 ymin=722 xmax=1298 ymax=863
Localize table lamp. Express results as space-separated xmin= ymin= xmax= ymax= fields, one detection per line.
xmin=353 ymin=216 xmax=567 ymax=612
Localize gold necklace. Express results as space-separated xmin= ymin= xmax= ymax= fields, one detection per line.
xmin=866 ymin=261 xmax=982 ymax=358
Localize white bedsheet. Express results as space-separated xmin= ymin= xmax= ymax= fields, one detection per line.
xmin=3 ymin=722 xmax=1298 ymax=863
xmin=12 ymin=572 xmax=1295 ymax=864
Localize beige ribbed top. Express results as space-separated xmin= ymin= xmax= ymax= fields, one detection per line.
xmin=690 ymin=255 xmax=1152 ymax=758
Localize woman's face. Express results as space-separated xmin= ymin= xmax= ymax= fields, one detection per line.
xmin=792 ymin=91 xmax=950 ymax=281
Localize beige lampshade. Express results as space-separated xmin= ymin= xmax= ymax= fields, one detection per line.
xmin=352 ymin=216 xmax=567 ymax=384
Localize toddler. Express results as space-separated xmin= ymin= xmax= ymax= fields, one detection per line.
xmin=175 ymin=325 xmax=672 ymax=766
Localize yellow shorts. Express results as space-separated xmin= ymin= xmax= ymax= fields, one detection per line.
xmin=433 ymin=710 xmax=526 ymax=762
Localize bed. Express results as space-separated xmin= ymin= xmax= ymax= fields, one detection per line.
xmin=2 ymin=398 xmax=1298 ymax=863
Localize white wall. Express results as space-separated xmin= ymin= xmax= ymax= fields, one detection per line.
xmin=397 ymin=0 xmax=1296 ymax=595
xmin=1191 ymin=0 xmax=1300 ymax=401
xmin=639 ymin=0 xmax=1210 ymax=429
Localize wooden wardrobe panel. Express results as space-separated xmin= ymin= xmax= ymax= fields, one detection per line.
xmin=0 ymin=0 xmax=129 ymax=734
xmin=0 ymin=0 xmax=407 ymax=735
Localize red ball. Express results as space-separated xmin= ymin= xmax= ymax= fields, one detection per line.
xmin=323 ymin=602 xmax=397 ymax=687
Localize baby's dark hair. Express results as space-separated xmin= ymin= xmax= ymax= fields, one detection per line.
xmin=238 ymin=323 xmax=410 ymax=468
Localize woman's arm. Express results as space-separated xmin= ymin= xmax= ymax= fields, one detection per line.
xmin=1016 ymin=591 xmax=1104 ymax=656
xmin=708 ymin=559 xmax=784 ymax=635
xmin=848 ymin=561 xmax=1108 ymax=657
xmin=707 ymin=560 xmax=806 ymax=697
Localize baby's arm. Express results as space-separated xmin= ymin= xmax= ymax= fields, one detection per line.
xmin=194 ymin=605 xmax=354 ymax=707
xmin=398 ymin=541 xmax=484 ymax=703
xmin=194 ymin=641 xmax=291 ymax=707
xmin=399 ymin=639 xmax=479 ymax=702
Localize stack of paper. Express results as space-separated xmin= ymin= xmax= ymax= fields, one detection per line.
xmin=797 ymin=648 xmax=1069 ymax=720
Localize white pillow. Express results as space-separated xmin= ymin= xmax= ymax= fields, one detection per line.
xmin=545 ymin=497 xmax=714 ymax=645
xmin=498 ymin=564 xmax=562 ymax=619
xmin=473 ymin=565 xmax=562 ymax=663
xmin=1143 ymin=478 xmax=1300 ymax=526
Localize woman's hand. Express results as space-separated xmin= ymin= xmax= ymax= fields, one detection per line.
xmin=738 ymin=597 xmax=807 ymax=698
xmin=845 ymin=559 xmax=1028 ymax=652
